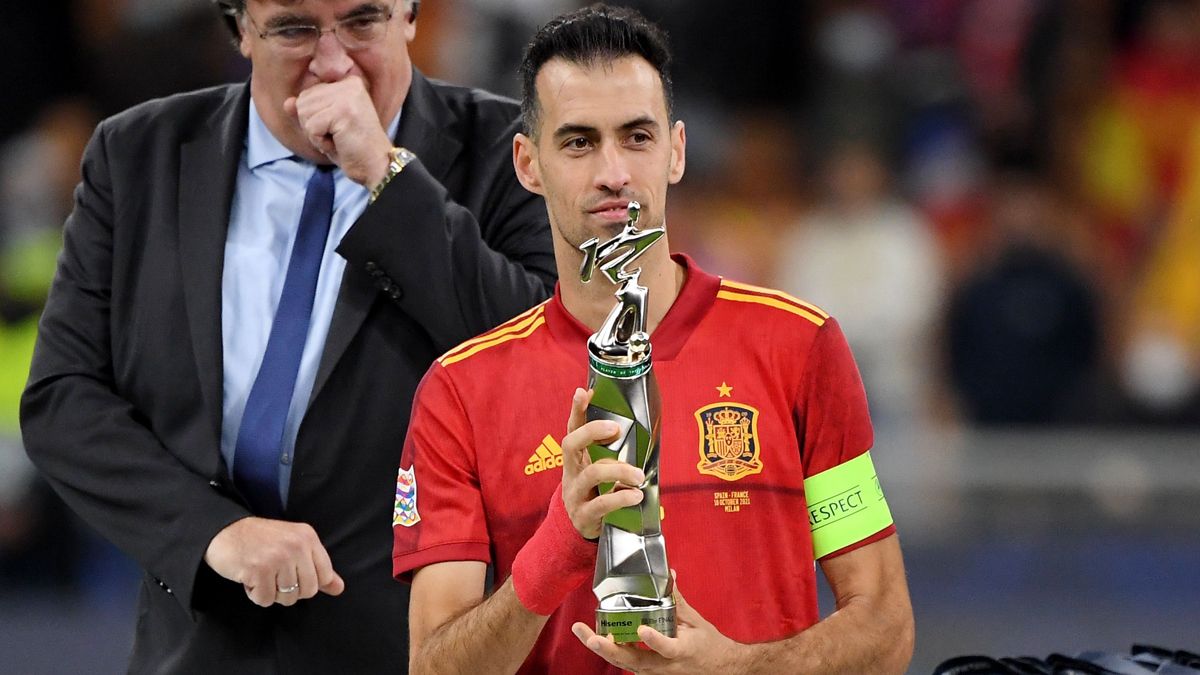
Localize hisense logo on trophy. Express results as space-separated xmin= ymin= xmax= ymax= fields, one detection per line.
xmin=578 ymin=201 xmax=675 ymax=643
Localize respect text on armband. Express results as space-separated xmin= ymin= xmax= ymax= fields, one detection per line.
xmin=808 ymin=489 xmax=865 ymax=527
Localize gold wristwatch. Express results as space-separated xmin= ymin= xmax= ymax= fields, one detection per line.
xmin=369 ymin=146 xmax=417 ymax=204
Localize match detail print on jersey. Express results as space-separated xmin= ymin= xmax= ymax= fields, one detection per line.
xmin=805 ymin=451 xmax=893 ymax=558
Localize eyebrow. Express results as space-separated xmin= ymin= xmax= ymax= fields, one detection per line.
xmin=262 ymin=2 xmax=388 ymax=27
xmin=263 ymin=11 xmax=311 ymax=28
xmin=552 ymin=123 xmax=598 ymax=141
xmin=340 ymin=3 xmax=390 ymax=19
xmin=619 ymin=116 xmax=660 ymax=133
xmin=551 ymin=116 xmax=661 ymax=142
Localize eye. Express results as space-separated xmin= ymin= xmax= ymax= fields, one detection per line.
xmin=566 ymin=137 xmax=592 ymax=151
xmin=343 ymin=15 xmax=383 ymax=36
xmin=628 ymin=131 xmax=652 ymax=145
xmin=271 ymin=25 xmax=317 ymax=41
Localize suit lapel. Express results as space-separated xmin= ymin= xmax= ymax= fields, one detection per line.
xmin=178 ymin=84 xmax=249 ymax=447
xmin=308 ymin=70 xmax=464 ymax=407
xmin=394 ymin=71 xmax=464 ymax=183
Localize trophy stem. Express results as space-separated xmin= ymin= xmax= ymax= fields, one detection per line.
xmin=586 ymin=359 xmax=673 ymax=643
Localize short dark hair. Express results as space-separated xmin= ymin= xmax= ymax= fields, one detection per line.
xmin=519 ymin=4 xmax=674 ymax=137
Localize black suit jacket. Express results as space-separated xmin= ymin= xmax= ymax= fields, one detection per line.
xmin=20 ymin=70 xmax=555 ymax=674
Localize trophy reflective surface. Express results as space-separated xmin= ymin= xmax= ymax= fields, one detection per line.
xmin=578 ymin=201 xmax=675 ymax=643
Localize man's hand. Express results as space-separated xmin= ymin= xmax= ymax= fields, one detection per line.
xmin=204 ymin=516 xmax=345 ymax=607
xmin=561 ymin=388 xmax=646 ymax=539
xmin=571 ymin=573 xmax=746 ymax=674
xmin=284 ymin=76 xmax=393 ymax=187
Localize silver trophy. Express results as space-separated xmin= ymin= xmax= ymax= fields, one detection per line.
xmin=578 ymin=201 xmax=675 ymax=643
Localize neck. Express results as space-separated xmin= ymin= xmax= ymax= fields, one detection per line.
xmin=558 ymin=242 xmax=684 ymax=335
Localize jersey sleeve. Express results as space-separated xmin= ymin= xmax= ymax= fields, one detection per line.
xmin=796 ymin=317 xmax=896 ymax=559
xmin=392 ymin=364 xmax=491 ymax=581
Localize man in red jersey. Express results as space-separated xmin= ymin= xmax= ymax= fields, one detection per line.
xmin=394 ymin=5 xmax=914 ymax=673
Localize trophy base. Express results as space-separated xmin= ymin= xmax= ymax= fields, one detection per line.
xmin=596 ymin=601 xmax=676 ymax=643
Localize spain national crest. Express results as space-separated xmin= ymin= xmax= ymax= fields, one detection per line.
xmin=695 ymin=403 xmax=763 ymax=481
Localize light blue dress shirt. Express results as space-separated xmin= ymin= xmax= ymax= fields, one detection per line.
xmin=220 ymin=99 xmax=401 ymax=507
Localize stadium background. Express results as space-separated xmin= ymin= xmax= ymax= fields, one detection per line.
xmin=0 ymin=0 xmax=1196 ymax=671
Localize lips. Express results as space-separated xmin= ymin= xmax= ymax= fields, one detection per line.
xmin=588 ymin=200 xmax=634 ymax=222
xmin=589 ymin=200 xmax=628 ymax=212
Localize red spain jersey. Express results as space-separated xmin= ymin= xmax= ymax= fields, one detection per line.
xmin=393 ymin=254 xmax=895 ymax=674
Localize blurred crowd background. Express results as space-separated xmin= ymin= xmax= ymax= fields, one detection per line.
xmin=1 ymin=0 xmax=1197 ymax=672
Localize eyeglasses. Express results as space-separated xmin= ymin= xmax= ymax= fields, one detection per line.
xmin=242 ymin=0 xmax=399 ymax=55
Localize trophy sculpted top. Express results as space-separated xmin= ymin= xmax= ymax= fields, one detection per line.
xmin=578 ymin=201 xmax=666 ymax=372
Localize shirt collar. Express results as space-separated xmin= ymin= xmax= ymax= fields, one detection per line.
xmin=245 ymin=97 xmax=404 ymax=171
xmin=246 ymin=99 xmax=293 ymax=170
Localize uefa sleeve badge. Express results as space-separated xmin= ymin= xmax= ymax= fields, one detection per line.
xmin=393 ymin=466 xmax=421 ymax=527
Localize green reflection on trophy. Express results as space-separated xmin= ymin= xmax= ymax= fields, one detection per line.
xmin=578 ymin=200 xmax=675 ymax=643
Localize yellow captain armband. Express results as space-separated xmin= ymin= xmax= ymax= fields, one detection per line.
xmin=805 ymin=451 xmax=893 ymax=559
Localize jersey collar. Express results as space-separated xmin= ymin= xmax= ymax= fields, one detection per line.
xmin=544 ymin=252 xmax=720 ymax=363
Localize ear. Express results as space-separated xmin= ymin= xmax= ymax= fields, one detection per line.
xmin=668 ymin=120 xmax=686 ymax=184
xmin=402 ymin=1 xmax=418 ymax=42
xmin=513 ymin=133 xmax=544 ymax=195
xmin=238 ymin=14 xmax=253 ymax=59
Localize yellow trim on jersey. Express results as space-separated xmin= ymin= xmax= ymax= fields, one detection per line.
xmin=716 ymin=290 xmax=826 ymax=327
xmin=440 ymin=312 xmax=547 ymax=367
xmin=438 ymin=303 xmax=547 ymax=365
xmin=719 ymin=279 xmax=830 ymax=319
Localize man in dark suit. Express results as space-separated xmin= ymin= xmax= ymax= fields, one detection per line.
xmin=19 ymin=0 xmax=555 ymax=672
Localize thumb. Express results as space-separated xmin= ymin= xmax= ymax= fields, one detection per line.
xmin=320 ymin=572 xmax=345 ymax=597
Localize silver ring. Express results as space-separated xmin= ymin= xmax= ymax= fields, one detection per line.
xmin=277 ymin=583 xmax=300 ymax=594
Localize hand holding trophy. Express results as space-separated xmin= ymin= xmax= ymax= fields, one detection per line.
xmin=578 ymin=201 xmax=675 ymax=643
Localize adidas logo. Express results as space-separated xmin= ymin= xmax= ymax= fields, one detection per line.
xmin=525 ymin=435 xmax=564 ymax=475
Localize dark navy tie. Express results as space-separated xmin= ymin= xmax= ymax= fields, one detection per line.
xmin=233 ymin=164 xmax=335 ymax=518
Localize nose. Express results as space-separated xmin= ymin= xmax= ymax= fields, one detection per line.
xmin=308 ymin=32 xmax=354 ymax=82
xmin=594 ymin=143 xmax=631 ymax=194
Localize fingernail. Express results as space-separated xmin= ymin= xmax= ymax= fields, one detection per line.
xmin=633 ymin=470 xmax=646 ymax=484
xmin=604 ymin=421 xmax=620 ymax=434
